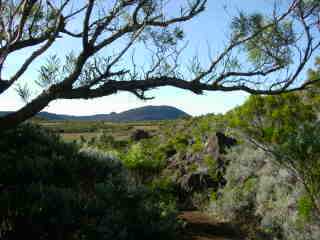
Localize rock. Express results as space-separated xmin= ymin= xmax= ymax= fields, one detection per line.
xmin=165 ymin=132 xmax=237 ymax=209
xmin=216 ymin=132 xmax=237 ymax=152
xmin=205 ymin=132 xmax=237 ymax=157
xmin=204 ymin=134 xmax=220 ymax=158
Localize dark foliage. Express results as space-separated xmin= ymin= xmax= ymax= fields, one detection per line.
xmin=0 ymin=124 xmax=178 ymax=240
xmin=131 ymin=129 xmax=151 ymax=142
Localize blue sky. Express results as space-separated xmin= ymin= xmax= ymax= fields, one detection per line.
xmin=0 ymin=0 xmax=295 ymax=116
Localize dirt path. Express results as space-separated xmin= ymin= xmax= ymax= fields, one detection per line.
xmin=178 ymin=211 xmax=243 ymax=240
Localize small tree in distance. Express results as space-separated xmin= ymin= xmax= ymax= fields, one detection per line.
xmin=0 ymin=0 xmax=319 ymax=130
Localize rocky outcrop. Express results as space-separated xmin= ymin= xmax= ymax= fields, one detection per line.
xmin=166 ymin=132 xmax=237 ymax=209
xmin=216 ymin=132 xmax=237 ymax=152
xmin=204 ymin=132 xmax=237 ymax=158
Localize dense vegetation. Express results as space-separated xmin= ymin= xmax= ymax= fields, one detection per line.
xmin=75 ymin=83 xmax=320 ymax=239
xmin=0 ymin=125 xmax=178 ymax=240
xmin=0 ymin=0 xmax=319 ymax=239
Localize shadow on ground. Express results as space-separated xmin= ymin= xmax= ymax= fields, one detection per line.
xmin=179 ymin=211 xmax=244 ymax=240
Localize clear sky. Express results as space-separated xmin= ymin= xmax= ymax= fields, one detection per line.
xmin=0 ymin=0 xmax=292 ymax=116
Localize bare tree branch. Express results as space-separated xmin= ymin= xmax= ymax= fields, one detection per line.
xmin=0 ymin=0 xmax=319 ymax=131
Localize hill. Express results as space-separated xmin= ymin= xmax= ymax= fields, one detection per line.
xmin=0 ymin=105 xmax=190 ymax=122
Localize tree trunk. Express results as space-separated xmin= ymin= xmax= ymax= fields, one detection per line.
xmin=0 ymin=92 xmax=53 ymax=131
xmin=0 ymin=81 xmax=11 ymax=95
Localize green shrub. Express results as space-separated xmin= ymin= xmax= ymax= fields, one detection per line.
xmin=191 ymin=137 xmax=204 ymax=153
xmin=168 ymin=133 xmax=189 ymax=152
xmin=243 ymin=177 xmax=257 ymax=193
xmin=210 ymin=191 xmax=218 ymax=201
xmin=229 ymin=93 xmax=316 ymax=144
xmin=274 ymin=123 xmax=320 ymax=216
xmin=204 ymin=154 xmax=219 ymax=181
xmin=122 ymin=140 xmax=166 ymax=171
xmin=121 ymin=138 xmax=167 ymax=184
xmin=89 ymin=131 xmax=130 ymax=152
xmin=297 ymin=194 xmax=313 ymax=222
xmin=149 ymin=177 xmax=178 ymax=213
xmin=0 ymin=124 xmax=178 ymax=240
xmin=229 ymin=91 xmax=320 ymax=218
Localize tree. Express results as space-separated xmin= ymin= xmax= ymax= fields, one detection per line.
xmin=0 ymin=0 xmax=319 ymax=131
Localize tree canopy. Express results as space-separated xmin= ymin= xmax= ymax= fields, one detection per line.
xmin=0 ymin=0 xmax=319 ymax=130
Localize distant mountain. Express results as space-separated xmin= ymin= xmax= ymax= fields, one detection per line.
xmin=0 ymin=106 xmax=190 ymax=122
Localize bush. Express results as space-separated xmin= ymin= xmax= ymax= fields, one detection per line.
xmin=121 ymin=138 xmax=167 ymax=185
xmin=228 ymin=91 xmax=320 ymax=220
xmin=274 ymin=123 xmax=320 ymax=217
xmin=168 ymin=133 xmax=189 ymax=152
xmin=297 ymin=194 xmax=313 ymax=221
xmin=229 ymin=93 xmax=316 ymax=144
xmin=88 ymin=131 xmax=130 ymax=152
xmin=208 ymin=144 xmax=320 ymax=240
xmin=0 ymin=124 xmax=178 ymax=240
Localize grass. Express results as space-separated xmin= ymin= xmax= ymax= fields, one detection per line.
xmin=60 ymin=132 xmax=99 ymax=142
xmin=36 ymin=119 xmax=167 ymax=142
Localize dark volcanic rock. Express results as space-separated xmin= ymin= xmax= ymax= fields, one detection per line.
xmin=216 ymin=132 xmax=237 ymax=153
xmin=166 ymin=132 xmax=237 ymax=209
